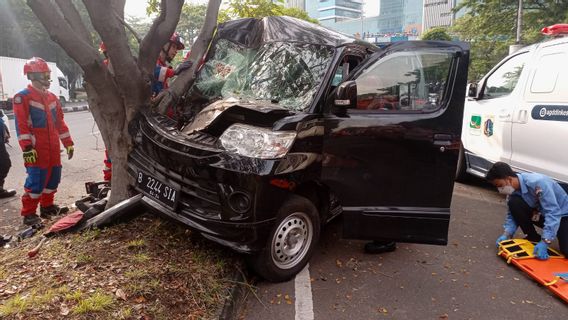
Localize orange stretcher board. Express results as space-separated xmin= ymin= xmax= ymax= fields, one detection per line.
xmin=498 ymin=239 xmax=568 ymax=303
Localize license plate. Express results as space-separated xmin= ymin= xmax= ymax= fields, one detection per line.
xmin=136 ymin=171 xmax=179 ymax=209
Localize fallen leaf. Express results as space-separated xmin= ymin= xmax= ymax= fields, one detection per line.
xmin=115 ymin=288 xmax=127 ymax=301
xmin=60 ymin=304 xmax=70 ymax=316
xmin=336 ymin=259 xmax=343 ymax=268
xmin=377 ymin=307 xmax=388 ymax=314
xmin=439 ymin=314 xmax=448 ymax=319
xmin=134 ymin=296 xmax=146 ymax=303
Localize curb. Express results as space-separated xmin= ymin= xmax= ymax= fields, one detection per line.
xmin=61 ymin=105 xmax=89 ymax=113
xmin=218 ymin=261 xmax=250 ymax=320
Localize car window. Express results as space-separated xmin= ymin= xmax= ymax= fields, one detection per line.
xmin=530 ymin=52 xmax=565 ymax=94
xmin=354 ymin=50 xmax=454 ymax=112
xmin=58 ymin=78 xmax=68 ymax=89
xmin=483 ymin=52 xmax=527 ymax=99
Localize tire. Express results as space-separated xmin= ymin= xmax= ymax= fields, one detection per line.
xmin=455 ymin=144 xmax=468 ymax=182
xmin=248 ymin=194 xmax=320 ymax=282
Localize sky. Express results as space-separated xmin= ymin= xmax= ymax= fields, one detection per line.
xmin=124 ymin=0 xmax=207 ymax=19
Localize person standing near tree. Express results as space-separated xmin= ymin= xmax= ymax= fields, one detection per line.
xmin=153 ymin=32 xmax=185 ymax=118
xmin=0 ymin=109 xmax=16 ymax=199
xmin=99 ymin=42 xmax=113 ymax=182
xmin=13 ymin=57 xmax=75 ymax=226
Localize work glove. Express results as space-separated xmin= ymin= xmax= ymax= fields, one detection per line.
xmin=174 ymin=60 xmax=193 ymax=75
xmin=23 ymin=148 xmax=38 ymax=164
xmin=533 ymin=241 xmax=549 ymax=260
xmin=495 ymin=234 xmax=510 ymax=247
xmin=66 ymin=145 xmax=74 ymax=160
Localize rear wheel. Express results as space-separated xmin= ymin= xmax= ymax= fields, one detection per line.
xmin=248 ymin=194 xmax=320 ymax=282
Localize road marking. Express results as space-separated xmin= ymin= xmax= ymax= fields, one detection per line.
xmin=294 ymin=263 xmax=314 ymax=320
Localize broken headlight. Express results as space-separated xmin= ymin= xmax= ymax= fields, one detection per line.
xmin=220 ymin=124 xmax=296 ymax=159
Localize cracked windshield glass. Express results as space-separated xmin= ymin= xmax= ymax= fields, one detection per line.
xmin=194 ymin=39 xmax=334 ymax=111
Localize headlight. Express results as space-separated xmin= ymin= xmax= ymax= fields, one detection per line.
xmin=220 ymin=124 xmax=296 ymax=159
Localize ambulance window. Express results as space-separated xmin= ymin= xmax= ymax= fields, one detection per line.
xmin=530 ymin=52 xmax=564 ymax=93
xmin=483 ymin=53 xmax=527 ymax=99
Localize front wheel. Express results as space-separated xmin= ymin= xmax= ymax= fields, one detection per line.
xmin=248 ymin=194 xmax=320 ymax=282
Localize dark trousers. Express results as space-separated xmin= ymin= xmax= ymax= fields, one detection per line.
xmin=0 ymin=139 xmax=10 ymax=188
xmin=508 ymin=194 xmax=568 ymax=256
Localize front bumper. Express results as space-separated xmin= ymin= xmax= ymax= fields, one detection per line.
xmin=127 ymin=114 xmax=292 ymax=253
xmin=140 ymin=195 xmax=274 ymax=253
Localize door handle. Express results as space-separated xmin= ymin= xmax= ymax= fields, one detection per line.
xmin=433 ymin=133 xmax=452 ymax=152
xmin=516 ymin=110 xmax=528 ymax=123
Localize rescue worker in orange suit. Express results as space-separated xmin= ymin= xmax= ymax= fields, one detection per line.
xmin=153 ymin=32 xmax=185 ymax=118
xmin=99 ymin=42 xmax=112 ymax=182
xmin=13 ymin=57 xmax=74 ymax=226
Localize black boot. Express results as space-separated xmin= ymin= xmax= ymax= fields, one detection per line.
xmin=0 ymin=188 xmax=16 ymax=199
xmin=23 ymin=214 xmax=42 ymax=226
xmin=364 ymin=240 xmax=397 ymax=254
xmin=40 ymin=205 xmax=70 ymax=218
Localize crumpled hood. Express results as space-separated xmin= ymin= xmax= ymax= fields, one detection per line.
xmin=181 ymin=97 xmax=292 ymax=134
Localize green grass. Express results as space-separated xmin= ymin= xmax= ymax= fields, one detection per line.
xmin=76 ymin=253 xmax=94 ymax=265
xmin=131 ymin=253 xmax=150 ymax=263
xmin=0 ymin=294 xmax=30 ymax=316
xmin=127 ymin=239 xmax=146 ymax=248
xmin=65 ymin=289 xmax=83 ymax=302
xmin=72 ymin=291 xmax=114 ymax=314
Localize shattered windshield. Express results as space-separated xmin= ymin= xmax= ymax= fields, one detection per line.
xmin=194 ymin=39 xmax=334 ymax=111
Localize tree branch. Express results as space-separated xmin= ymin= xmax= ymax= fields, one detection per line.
xmin=27 ymin=0 xmax=99 ymax=68
xmin=116 ymin=12 xmax=142 ymax=44
xmin=54 ymin=0 xmax=92 ymax=45
xmin=83 ymin=0 xmax=147 ymax=106
xmin=138 ymin=0 xmax=184 ymax=76
xmin=155 ymin=0 xmax=222 ymax=114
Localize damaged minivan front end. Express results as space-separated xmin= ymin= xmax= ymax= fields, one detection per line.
xmin=128 ymin=17 xmax=356 ymax=267
xmin=128 ymin=16 xmax=471 ymax=282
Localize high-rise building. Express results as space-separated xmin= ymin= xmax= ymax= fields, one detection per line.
xmin=284 ymin=0 xmax=305 ymax=9
xmin=422 ymin=0 xmax=464 ymax=31
xmin=306 ymin=0 xmax=364 ymax=25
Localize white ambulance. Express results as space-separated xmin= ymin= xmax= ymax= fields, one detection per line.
xmin=458 ymin=24 xmax=568 ymax=186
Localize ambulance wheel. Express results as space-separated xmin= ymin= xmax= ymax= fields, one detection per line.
xmin=455 ymin=144 xmax=468 ymax=182
xmin=248 ymin=194 xmax=320 ymax=282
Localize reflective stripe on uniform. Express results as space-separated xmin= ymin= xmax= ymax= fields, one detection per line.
xmin=48 ymin=102 xmax=57 ymax=110
xmin=42 ymin=188 xmax=56 ymax=194
xmin=18 ymin=133 xmax=33 ymax=141
xmin=29 ymin=100 xmax=45 ymax=110
xmin=158 ymin=67 xmax=169 ymax=82
xmin=27 ymin=192 xmax=41 ymax=199
xmin=59 ymin=132 xmax=70 ymax=139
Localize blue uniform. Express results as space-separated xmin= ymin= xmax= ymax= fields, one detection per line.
xmin=503 ymin=173 xmax=568 ymax=241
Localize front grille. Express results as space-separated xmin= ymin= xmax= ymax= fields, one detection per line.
xmin=129 ymin=115 xmax=225 ymax=219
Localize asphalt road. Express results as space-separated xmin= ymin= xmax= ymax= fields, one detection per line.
xmin=241 ymin=181 xmax=568 ymax=319
xmin=0 ymin=110 xmax=105 ymax=233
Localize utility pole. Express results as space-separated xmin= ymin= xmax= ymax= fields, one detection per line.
xmin=516 ymin=0 xmax=523 ymax=44
xmin=510 ymin=0 xmax=523 ymax=54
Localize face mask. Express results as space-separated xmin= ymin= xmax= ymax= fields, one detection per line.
xmin=498 ymin=185 xmax=516 ymax=195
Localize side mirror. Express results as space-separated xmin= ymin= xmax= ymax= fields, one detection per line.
xmin=334 ymin=80 xmax=357 ymax=110
xmin=467 ymin=82 xmax=478 ymax=98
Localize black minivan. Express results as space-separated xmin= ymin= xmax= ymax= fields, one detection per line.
xmin=128 ymin=16 xmax=470 ymax=282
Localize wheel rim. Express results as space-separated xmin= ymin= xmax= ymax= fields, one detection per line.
xmin=271 ymin=211 xmax=313 ymax=270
